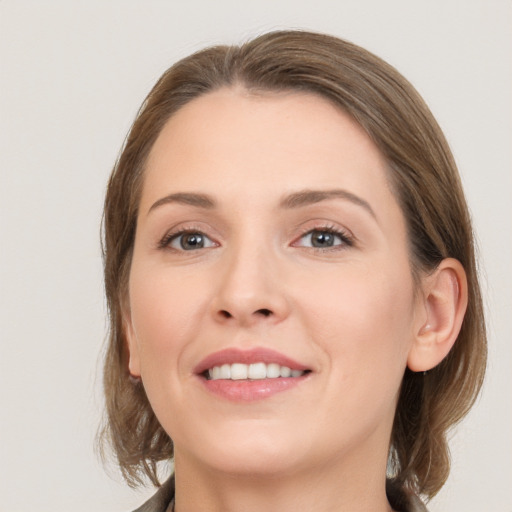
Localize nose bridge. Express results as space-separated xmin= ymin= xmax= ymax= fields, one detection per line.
xmin=212 ymin=230 xmax=288 ymax=324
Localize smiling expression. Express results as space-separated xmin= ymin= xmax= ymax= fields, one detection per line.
xmin=125 ymin=88 xmax=425 ymax=478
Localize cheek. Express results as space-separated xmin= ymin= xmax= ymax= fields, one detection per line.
xmin=128 ymin=266 xmax=208 ymax=378
xmin=300 ymin=260 xmax=416 ymax=391
xmin=127 ymin=265 xmax=216 ymax=435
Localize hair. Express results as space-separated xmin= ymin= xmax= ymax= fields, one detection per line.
xmin=99 ymin=29 xmax=486 ymax=506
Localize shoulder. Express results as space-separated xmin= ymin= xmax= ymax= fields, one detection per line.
xmin=131 ymin=477 xmax=175 ymax=512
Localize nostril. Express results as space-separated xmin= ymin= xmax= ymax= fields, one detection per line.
xmin=216 ymin=308 xmax=273 ymax=320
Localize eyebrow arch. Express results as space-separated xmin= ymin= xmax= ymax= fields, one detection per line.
xmin=280 ymin=189 xmax=376 ymax=219
xmin=148 ymin=192 xmax=216 ymax=215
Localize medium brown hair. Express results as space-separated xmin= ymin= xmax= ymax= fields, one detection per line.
xmin=100 ymin=30 xmax=486 ymax=504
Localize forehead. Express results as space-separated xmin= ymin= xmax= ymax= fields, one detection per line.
xmin=141 ymin=87 xmax=398 ymax=218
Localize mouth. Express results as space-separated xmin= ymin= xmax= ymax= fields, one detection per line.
xmin=204 ymin=362 xmax=310 ymax=381
xmin=194 ymin=347 xmax=312 ymax=401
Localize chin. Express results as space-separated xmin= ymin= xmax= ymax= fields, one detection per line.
xmin=206 ymin=449 xmax=303 ymax=478
xmin=183 ymin=423 xmax=310 ymax=478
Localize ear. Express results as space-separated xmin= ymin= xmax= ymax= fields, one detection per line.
xmin=407 ymin=258 xmax=468 ymax=372
xmin=123 ymin=305 xmax=142 ymax=378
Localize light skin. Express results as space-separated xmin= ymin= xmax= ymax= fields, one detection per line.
xmin=125 ymin=88 xmax=467 ymax=512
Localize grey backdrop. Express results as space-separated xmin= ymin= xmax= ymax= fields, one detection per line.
xmin=1 ymin=1 xmax=510 ymax=511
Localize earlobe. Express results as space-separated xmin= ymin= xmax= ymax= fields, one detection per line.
xmin=407 ymin=258 xmax=468 ymax=372
xmin=123 ymin=309 xmax=142 ymax=378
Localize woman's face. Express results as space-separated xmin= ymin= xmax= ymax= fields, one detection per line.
xmin=125 ymin=88 xmax=425 ymax=478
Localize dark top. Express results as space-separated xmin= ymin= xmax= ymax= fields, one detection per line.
xmin=132 ymin=477 xmax=175 ymax=512
xmin=131 ymin=476 xmax=428 ymax=512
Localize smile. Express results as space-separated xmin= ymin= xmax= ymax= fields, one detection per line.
xmin=206 ymin=362 xmax=307 ymax=381
xmin=195 ymin=347 xmax=312 ymax=401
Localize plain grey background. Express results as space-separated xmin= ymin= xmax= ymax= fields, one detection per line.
xmin=1 ymin=1 xmax=511 ymax=511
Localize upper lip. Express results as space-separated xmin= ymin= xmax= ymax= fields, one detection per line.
xmin=194 ymin=347 xmax=310 ymax=375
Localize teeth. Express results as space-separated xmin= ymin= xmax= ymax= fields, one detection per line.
xmin=280 ymin=366 xmax=291 ymax=378
xmin=248 ymin=362 xmax=266 ymax=380
xmin=266 ymin=363 xmax=281 ymax=378
xmin=220 ymin=363 xmax=231 ymax=379
xmin=207 ymin=362 xmax=306 ymax=381
xmin=231 ymin=363 xmax=247 ymax=380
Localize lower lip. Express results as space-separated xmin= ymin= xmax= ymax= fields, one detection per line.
xmin=199 ymin=376 xmax=308 ymax=402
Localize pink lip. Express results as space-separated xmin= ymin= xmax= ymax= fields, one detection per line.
xmin=194 ymin=347 xmax=309 ymax=375
xmin=194 ymin=347 xmax=312 ymax=402
xmin=202 ymin=377 xmax=308 ymax=401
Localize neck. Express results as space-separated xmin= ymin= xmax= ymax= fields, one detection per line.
xmin=172 ymin=445 xmax=393 ymax=512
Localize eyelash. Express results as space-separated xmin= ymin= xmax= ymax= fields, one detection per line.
xmin=157 ymin=224 xmax=354 ymax=252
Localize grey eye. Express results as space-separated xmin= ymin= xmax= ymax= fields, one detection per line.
xmin=310 ymin=231 xmax=338 ymax=247
xmin=298 ymin=230 xmax=344 ymax=248
xmin=169 ymin=232 xmax=215 ymax=250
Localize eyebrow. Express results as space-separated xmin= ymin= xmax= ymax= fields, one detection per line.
xmin=280 ymin=189 xmax=376 ymax=219
xmin=148 ymin=192 xmax=216 ymax=214
xmin=147 ymin=188 xmax=376 ymax=219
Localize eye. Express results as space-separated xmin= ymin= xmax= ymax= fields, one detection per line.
xmin=295 ymin=228 xmax=352 ymax=249
xmin=163 ymin=231 xmax=217 ymax=251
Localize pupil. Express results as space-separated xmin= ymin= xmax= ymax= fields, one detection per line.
xmin=181 ymin=233 xmax=204 ymax=249
xmin=312 ymin=231 xmax=333 ymax=247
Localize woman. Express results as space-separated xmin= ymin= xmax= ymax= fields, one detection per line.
xmin=100 ymin=30 xmax=486 ymax=512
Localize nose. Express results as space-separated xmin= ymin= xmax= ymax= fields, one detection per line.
xmin=210 ymin=244 xmax=290 ymax=327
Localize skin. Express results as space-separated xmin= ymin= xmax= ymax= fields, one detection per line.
xmin=124 ymin=88 xmax=461 ymax=512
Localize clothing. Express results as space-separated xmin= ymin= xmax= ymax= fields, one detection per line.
xmin=132 ymin=476 xmax=429 ymax=512
xmin=409 ymin=494 xmax=429 ymax=512
xmin=132 ymin=477 xmax=174 ymax=512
